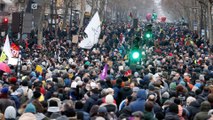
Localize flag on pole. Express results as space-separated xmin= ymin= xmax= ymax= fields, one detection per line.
xmin=100 ymin=64 xmax=108 ymax=80
xmin=0 ymin=35 xmax=19 ymax=65
xmin=0 ymin=35 xmax=12 ymax=62
xmin=79 ymin=12 xmax=101 ymax=49
xmin=3 ymin=35 xmax=13 ymax=58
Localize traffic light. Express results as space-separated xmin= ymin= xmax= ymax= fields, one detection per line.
xmin=145 ymin=32 xmax=152 ymax=39
xmin=130 ymin=37 xmax=141 ymax=62
xmin=3 ymin=17 xmax=8 ymax=24
xmin=2 ymin=17 xmax=9 ymax=31
xmin=131 ymin=49 xmax=140 ymax=59
xmin=144 ymin=24 xmax=153 ymax=39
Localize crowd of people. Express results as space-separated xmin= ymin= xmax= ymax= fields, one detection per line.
xmin=0 ymin=19 xmax=213 ymax=120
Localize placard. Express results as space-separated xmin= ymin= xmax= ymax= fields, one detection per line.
xmin=36 ymin=65 xmax=43 ymax=74
xmin=72 ymin=35 xmax=79 ymax=43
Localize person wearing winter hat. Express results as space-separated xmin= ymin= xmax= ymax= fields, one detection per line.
xmin=0 ymin=87 xmax=16 ymax=114
xmin=96 ymin=106 xmax=108 ymax=119
xmin=25 ymin=103 xmax=36 ymax=114
xmin=194 ymin=101 xmax=211 ymax=120
xmin=19 ymin=113 xmax=36 ymax=120
xmin=128 ymin=89 xmax=147 ymax=112
xmin=4 ymin=106 xmax=16 ymax=120
xmin=9 ymin=77 xmax=17 ymax=84
xmin=186 ymin=96 xmax=196 ymax=106
xmin=132 ymin=111 xmax=144 ymax=120
xmin=100 ymin=94 xmax=117 ymax=112
xmin=161 ymin=92 xmax=170 ymax=104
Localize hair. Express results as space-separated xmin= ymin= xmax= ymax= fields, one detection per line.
xmin=75 ymin=101 xmax=84 ymax=109
xmin=169 ymin=103 xmax=179 ymax=114
xmin=208 ymin=94 xmax=213 ymax=103
xmin=145 ymin=101 xmax=154 ymax=112
xmin=174 ymin=98 xmax=181 ymax=105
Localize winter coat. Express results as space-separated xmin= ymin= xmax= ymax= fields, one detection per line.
xmin=165 ymin=112 xmax=180 ymax=120
xmin=76 ymin=109 xmax=90 ymax=120
xmin=144 ymin=111 xmax=157 ymax=120
xmin=45 ymin=87 xmax=55 ymax=100
xmin=119 ymin=87 xmax=133 ymax=103
xmin=128 ymin=89 xmax=147 ymax=112
xmin=83 ymin=94 xmax=99 ymax=112
xmin=0 ymin=98 xmax=16 ymax=113
xmin=193 ymin=101 xmax=211 ymax=120
xmin=186 ymin=101 xmax=200 ymax=120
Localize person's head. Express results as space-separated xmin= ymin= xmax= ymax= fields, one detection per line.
xmin=200 ymin=101 xmax=211 ymax=112
xmin=25 ymin=103 xmax=36 ymax=114
xmin=145 ymin=101 xmax=154 ymax=112
xmin=75 ymin=101 xmax=84 ymax=110
xmin=208 ymin=94 xmax=213 ymax=103
xmin=98 ymin=106 xmax=107 ymax=116
xmin=33 ymin=91 xmax=41 ymax=100
xmin=174 ymin=98 xmax=181 ymax=105
xmin=132 ymin=111 xmax=144 ymax=120
xmin=4 ymin=106 xmax=16 ymax=120
xmin=169 ymin=103 xmax=179 ymax=114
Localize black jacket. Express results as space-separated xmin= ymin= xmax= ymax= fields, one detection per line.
xmin=83 ymin=94 xmax=99 ymax=112
xmin=186 ymin=101 xmax=200 ymax=120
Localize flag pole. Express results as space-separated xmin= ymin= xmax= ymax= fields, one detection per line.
xmin=17 ymin=9 xmax=24 ymax=80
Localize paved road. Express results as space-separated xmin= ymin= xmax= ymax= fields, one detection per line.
xmin=153 ymin=0 xmax=173 ymax=22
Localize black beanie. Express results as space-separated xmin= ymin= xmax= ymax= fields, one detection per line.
xmin=169 ymin=103 xmax=179 ymax=114
xmin=33 ymin=91 xmax=41 ymax=99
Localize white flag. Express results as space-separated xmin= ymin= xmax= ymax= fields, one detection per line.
xmin=79 ymin=37 xmax=94 ymax=49
xmin=79 ymin=12 xmax=101 ymax=49
xmin=3 ymin=35 xmax=13 ymax=58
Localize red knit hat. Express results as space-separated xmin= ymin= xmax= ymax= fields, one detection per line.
xmin=10 ymin=77 xmax=17 ymax=84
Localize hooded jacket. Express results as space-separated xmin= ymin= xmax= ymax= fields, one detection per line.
xmin=83 ymin=93 xmax=99 ymax=112
xmin=165 ymin=112 xmax=180 ymax=120
xmin=128 ymin=89 xmax=147 ymax=112
xmin=194 ymin=101 xmax=211 ymax=120
xmin=186 ymin=101 xmax=200 ymax=120
xmin=119 ymin=87 xmax=133 ymax=102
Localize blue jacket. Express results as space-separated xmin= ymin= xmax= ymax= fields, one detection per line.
xmin=128 ymin=89 xmax=147 ymax=112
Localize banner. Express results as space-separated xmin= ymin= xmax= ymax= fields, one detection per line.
xmin=100 ymin=64 xmax=108 ymax=80
xmin=79 ymin=12 xmax=101 ymax=49
xmin=8 ymin=57 xmax=18 ymax=65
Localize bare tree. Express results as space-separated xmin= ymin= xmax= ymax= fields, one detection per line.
xmin=37 ymin=0 xmax=48 ymax=45
xmin=78 ymin=0 xmax=86 ymax=34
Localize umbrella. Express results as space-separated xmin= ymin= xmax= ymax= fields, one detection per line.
xmin=0 ymin=62 xmax=11 ymax=73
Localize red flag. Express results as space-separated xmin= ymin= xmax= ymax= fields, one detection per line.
xmin=11 ymin=43 xmax=20 ymax=58
xmin=125 ymin=70 xmax=132 ymax=77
